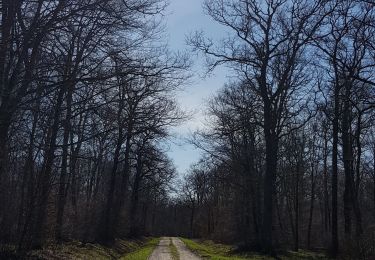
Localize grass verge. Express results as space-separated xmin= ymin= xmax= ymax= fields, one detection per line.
xmin=181 ymin=238 xmax=263 ymax=260
xmin=181 ymin=238 xmax=329 ymax=260
xmin=29 ymin=241 xmax=122 ymax=259
xmin=120 ymin=237 xmax=160 ymax=260
xmin=17 ymin=237 xmax=159 ymax=259
xmin=169 ymin=238 xmax=179 ymax=260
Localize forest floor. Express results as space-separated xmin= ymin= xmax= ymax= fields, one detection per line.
xmin=19 ymin=237 xmax=200 ymax=259
xmin=1 ymin=237 xmax=330 ymax=259
xmin=181 ymin=238 xmax=330 ymax=260
xmin=0 ymin=237 xmax=159 ymax=259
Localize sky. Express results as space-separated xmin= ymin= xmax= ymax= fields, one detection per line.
xmin=164 ymin=0 xmax=228 ymax=176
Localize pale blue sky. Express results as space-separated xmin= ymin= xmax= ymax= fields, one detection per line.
xmin=164 ymin=0 xmax=228 ymax=175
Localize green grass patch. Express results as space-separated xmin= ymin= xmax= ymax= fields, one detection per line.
xmin=169 ymin=238 xmax=179 ymax=260
xmin=181 ymin=238 xmax=328 ymax=260
xmin=181 ymin=238 xmax=262 ymax=260
xmin=120 ymin=237 xmax=160 ymax=260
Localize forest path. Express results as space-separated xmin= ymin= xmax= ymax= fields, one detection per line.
xmin=148 ymin=237 xmax=173 ymax=260
xmin=148 ymin=237 xmax=201 ymax=260
xmin=171 ymin=237 xmax=201 ymax=260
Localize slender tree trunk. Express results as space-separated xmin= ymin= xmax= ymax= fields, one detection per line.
xmin=355 ymin=113 xmax=362 ymax=195
xmin=286 ymin=191 xmax=295 ymax=245
xmin=141 ymin=203 xmax=148 ymax=234
xmin=68 ymin=121 xmax=85 ymax=237
xmin=17 ymin=109 xmax=38 ymax=250
xmin=342 ymin=83 xmax=353 ymax=237
xmin=32 ymin=85 xmax=65 ymax=248
xmin=112 ymin=124 xmax=133 ymax=233
xmin=275 ymin=195 xmax=284 ymax=233
xmin=56 ymin=81 xmax=74 ymax=242
xmin=331 ymin=80 xmax=339 ymax=257
xmin=307 ymin=161 xmax=316 ymax=249
xmin=373 ymin=144 xmax=375 ymax=215
xmin=262 ymin=100 xmax=278 ymax=253
xmin=0 ymin=107 xmax=11 ymax=179
xmin=323 ymin=130 xmax=330 ymax=232
xmin=294 ymin=159 xmax=300 ymax=252
xmin=128 ymin=151 xmax=142 ymax=237
xmin=101 ymin=85 xmax=125 ymax=242
xmin=353 ymin=113 xmax=363 ymax=237
xmin=0 ymin=0 xmax=16 ymax=183
xmin=190 ymin=202 xmax=195 ymax=238
xmin=101 ymin=129 xmax=123 ymax=242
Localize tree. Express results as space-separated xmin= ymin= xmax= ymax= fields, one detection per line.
xmin=0 ymin=0 xmax=189 ymax=253
xmin=189 ymin=0 xmax=332 ymax=252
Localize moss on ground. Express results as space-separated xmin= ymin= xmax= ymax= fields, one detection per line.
xmin=181 ymin=238 xmax=329 ymax=260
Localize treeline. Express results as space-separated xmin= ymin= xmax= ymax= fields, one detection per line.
xmin=172 ymin=0 xmax=375 ymax=258
xmin=0 ymin=0 xmax=188 ymax=254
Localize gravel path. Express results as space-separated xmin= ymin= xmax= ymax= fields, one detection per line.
xmin=171 ymin=237 xmax=201 ymax=260
xmin=148 ymin=237 xmax=173 ymax=260
xmin=148 ymin=237 xmax=201 ymax=260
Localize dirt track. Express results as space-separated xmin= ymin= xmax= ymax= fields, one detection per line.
xmin=148 ymin=237 xmax=201 ymax=260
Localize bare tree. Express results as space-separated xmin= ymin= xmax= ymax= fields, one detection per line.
xmin=188 ymin=0 xmax=332 ymax=252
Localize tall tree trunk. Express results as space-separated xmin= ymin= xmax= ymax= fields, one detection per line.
xmin=0 ymin=0 xmax=16 ymax=183
xmin=17 ymin=94 xmax=40 ymax=249
xmin=331 ymin=80 xmax=339 ymax=257
xmin=294 ymin=159 xmax=300 ymax=251
xmin=101 ymin=129 xmax=123 ymax=242
xmin=190 ymin=202 xmax=195 ymax=238
xmin=323 ymin=129 xmax=330 ymax=232
xmin=32 ymin=85 xmax=65 ymax=248
xmin=342 ymin=82 xmax=353 ymax=237
xmin=101 ymin=85 xmax=125 ymax=242
xmin=355 ymin=113 xmax=362 ymax=195
xmin=262 ymin=103 xmax=278 ymax=253
xmin=373 ymin=144 xmax=375 ymax=215
xmin=112 ymin=124 xmax=133 ymax=234
xmin=128 ymin=151 xmax=142 ymax=237
xmin=307 ymin=160 xmax=316 ymax=249
xmin=56 ymin=82 xmax=74 ymax=242
xmin=353 ymin=113 xmax=363 ymax=237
